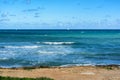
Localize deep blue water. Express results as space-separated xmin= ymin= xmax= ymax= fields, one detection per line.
xmin=0 ymin=29 xmax=120 ymax=68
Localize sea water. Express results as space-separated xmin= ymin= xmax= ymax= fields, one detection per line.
xmin=0 ymin=30 xmax=120 ymax=68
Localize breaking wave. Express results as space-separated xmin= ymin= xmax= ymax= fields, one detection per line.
xmin=36 ymin=42 xmax=75 ymax=45
xmin=3 ymin=45 xmax=40 ymax=49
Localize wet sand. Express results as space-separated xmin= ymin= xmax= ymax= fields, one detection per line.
xmin=0 ymin=66 xmax=119 ymax=80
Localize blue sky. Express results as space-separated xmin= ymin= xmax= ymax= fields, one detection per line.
xmin=0 ymin=0 xmax=120 ymax=29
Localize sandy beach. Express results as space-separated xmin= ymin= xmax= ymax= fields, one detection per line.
xmin=0 ymin=66 xmax=119 ymax=80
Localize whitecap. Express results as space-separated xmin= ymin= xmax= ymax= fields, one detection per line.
xmin=37 ymin=51 xmax=55 ymax=54
xmin=4 ymin=45 xmax=40 ymax=49
xmin=0 ymin=57 xmax=8 ymax=60
xmin=42 ymin=42 xmax=75 ymax=45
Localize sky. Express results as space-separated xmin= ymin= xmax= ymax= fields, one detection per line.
xmin=0 ymin=0 xmax=120 ymax=29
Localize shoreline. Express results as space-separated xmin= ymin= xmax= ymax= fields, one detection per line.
xmin=0 ymin=64 xmax=119 ymax=69
xmin=0 ymin=65 xmax=119 ymax=80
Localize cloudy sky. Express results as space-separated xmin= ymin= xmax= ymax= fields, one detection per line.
xmin=0 ymin=0 xmax=120 ymax=29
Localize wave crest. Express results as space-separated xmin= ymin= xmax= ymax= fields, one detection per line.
xmin=37 ymin=51 xmax=55 ymax=54
xmin=4 ymin=45 xmax=40 ymax=49
xmin=36 ymin=42 xmax=75 ymax=45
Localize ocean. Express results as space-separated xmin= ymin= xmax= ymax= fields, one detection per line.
xmin=0 ymin=29 xmax=120 ymax=68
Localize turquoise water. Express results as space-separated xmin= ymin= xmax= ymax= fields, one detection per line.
xmin=0 ymin=30 xmax=120 ymax=68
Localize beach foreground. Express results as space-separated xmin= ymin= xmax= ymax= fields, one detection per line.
xmin=0 ymin=66 xmax=119 ymax=80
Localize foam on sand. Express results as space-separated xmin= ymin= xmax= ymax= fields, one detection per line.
xmin=81 ymin=72 xmax=95 ymax=75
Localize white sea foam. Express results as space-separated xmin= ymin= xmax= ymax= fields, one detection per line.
xmin=38 ymin=51 xmax=55 ymax=54
xmin=0 ymin=57 xmax=8 ymax=60
xmin=4 ymin=45 xmax=40 ymax=49
xmin=60 ymin=64 xmax=95 ymax=67
xmin=42 ymin=42 xmax=75 ymax=45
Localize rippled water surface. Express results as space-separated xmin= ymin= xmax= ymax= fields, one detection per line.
xmin=0 ymin=30 xmax=120 ymax=68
